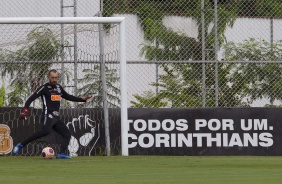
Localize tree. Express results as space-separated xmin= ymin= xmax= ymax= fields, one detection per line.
xmin=127 ymin=1 xmax=239 ymax=107
xmin=138 ymin=1 xmax=239 ymax=107
xmin=223 ymin=38 xmax=282 ymax=106
xmin=0 ymin=26 xmax=60 ymax=106
xmin=25 ymin=26 xmax=60 ymax=92
xmin=237 ymin=0 xmax=282 ymax=17
xmin=130 ymin=91 xmax=168 ymax=108
xmin=104 ymin=1 xmax=282 ymax=107
xmin=0 ymin=80 xmax=5 ymax=107
xmin=7 ymin=85 xmax=28 ymax=107
xmin=77 ymin=66 xmax=120 ymax=108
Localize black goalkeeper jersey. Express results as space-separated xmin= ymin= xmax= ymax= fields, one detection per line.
xmin=24 ymin=83 xmax=84 ymax=114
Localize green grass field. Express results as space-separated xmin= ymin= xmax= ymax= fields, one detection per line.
xmin=0 ymin=156 xmax=281 ymax=184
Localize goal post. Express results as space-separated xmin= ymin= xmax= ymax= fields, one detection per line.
xmin=0 ymin=17 xmax=129 ymax=156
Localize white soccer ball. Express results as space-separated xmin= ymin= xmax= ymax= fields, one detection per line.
xmin=41 ymin=147 xmax=55 ymax=159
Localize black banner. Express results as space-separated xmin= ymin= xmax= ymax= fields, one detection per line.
xmin=1 ymin=107 xmax=282 ymax=156
xmin=128 ymin=108 xmax=282 ymax=156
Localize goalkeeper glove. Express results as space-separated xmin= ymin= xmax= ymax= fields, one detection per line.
xmin=82 ymin=96 xmax=92 ymax=102
xmin=19 ymin=108 xmax=28 ymax=120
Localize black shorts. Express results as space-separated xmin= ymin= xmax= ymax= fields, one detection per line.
xmin=41 ymin=113 xmax=64 ymax=131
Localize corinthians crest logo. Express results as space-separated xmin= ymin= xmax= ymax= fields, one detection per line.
xmin=0 ymin=124 xmax=13 ymax=155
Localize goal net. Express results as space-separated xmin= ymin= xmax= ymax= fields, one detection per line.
xmin=0 ymin=17 xmax=128 ymax=156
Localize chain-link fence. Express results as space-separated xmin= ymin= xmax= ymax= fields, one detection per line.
xmin=1 ymin=0 xmax=282 ymax=108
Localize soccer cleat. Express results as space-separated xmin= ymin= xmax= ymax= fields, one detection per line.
xmin=13 ymin=143 xmax=23 ymax=154
xmin=56 ymin=153 xmax=72 ymax=159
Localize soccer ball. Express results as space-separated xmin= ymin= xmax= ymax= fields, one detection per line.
xmin=41 ymin=147 xmax=55 ymax=159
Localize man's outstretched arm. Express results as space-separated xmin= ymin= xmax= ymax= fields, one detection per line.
xmin=61 ymin=86 xmax=92 ymax=102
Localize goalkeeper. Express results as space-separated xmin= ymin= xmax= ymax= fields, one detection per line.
xmin=13 ymin=69 xmax=92 ymax=159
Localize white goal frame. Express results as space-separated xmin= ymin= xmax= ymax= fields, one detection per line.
xmin=0 ymin=17 xmax=129 ymax=156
